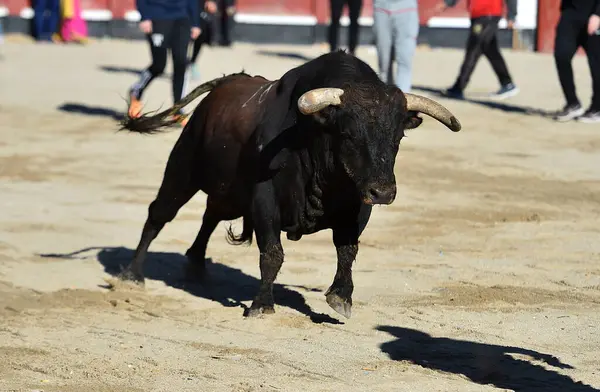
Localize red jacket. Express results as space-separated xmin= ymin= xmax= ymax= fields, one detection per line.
xmin=444 ymin=0 xmax=517 ymax=20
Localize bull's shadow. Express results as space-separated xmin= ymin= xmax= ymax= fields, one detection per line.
xmin=38 ymin=246 xmax=342 ymax=325
xmin=411 ymin=85 xmax=554 ymax=117
xmin=376 ymin=325 xmax=598 ymax=391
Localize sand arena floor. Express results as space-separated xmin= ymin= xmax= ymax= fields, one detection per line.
xmin=0 ymin=37 xmax=599 ymax=391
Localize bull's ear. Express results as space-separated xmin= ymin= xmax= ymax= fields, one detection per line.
xmin=404 ymin=111 xmax=423 ymax=130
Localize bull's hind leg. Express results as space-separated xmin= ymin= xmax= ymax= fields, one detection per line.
xmin=119 ymin=180 xmax=200 ymax=284
xmin=184 ymin=197 xmax=242 ymax=281
xmin=184 ymin=209 xmax=220 ymax=282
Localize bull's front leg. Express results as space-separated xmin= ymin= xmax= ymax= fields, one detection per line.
xmin=246 ymin=181 xmax=284 ymax=317
xmin=326 ymin=235 xmax=357 ymax=319
xmin=246 ymin=242 xmax=284 ymax=317
xmin=326 ymin=205 xmax=372 ymax=319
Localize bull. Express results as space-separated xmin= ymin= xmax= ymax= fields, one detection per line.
xmin=117 ymin=50 xmax=461 ymax=319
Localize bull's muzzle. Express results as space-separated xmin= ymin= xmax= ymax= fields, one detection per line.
xmin=363 ymin=184 xmax=397 ymax=205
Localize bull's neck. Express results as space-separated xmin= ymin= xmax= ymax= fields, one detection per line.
xmin=300 ymin=134 xmax=337 ymax=231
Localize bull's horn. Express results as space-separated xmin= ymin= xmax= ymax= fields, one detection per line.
xmin=298 ymin=88 xmax=345 ymax=115
xmin=405 ymin=93 xmax=462 ymax=132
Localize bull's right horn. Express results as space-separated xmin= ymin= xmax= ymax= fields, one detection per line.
xmin=405 ymin=93 xmax=462 ymax=132
xmin=298 ymin=88 xmax=345 ymax=115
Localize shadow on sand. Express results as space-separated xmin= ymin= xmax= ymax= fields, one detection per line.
xmin=98 ymin=65 xmax=168 ymax=79
xmin=57 ymin=103 xmax=125 ymax=121
xmin=376 ymin=325 xmax=598 ymax=391
xmin=255 ymin=49 xmax=313 ymax=62
xmin=38 ymin=246 xmax=342 ymax=325
xmin=412 ymin=85 xmax=555 ymax=118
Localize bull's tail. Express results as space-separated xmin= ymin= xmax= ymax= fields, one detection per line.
xmin=118 ymin=73 xmax=243 ymax=135
xmin=226 ymin=215 xmax=254 ymax=246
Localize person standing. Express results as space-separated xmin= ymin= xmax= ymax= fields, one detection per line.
xmin=372 ymin=0 xmax=419 ymax=92
xmin=329 ymin=0 xmax=363 ymax=55
xmin=33 ymin=0 xmax=60 ymax=42
xmin=127 ymin=0 xmax=201 ymax=126
xmin=437 ymin=0 xmax=520 ymax=100
xmin=552 ymin=0 xmax=600 ymax=123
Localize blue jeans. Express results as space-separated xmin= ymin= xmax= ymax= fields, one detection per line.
xmin=373 ymin=1 xmax=419 ymax=92
xmin=34 ymin=0 xmax=60 ymax=41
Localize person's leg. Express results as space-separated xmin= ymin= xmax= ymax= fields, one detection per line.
xmin=553 ymin=13 xmax=585 ymax=121
xmin=170 ymin=18 xmax=191 ymax=104
xmin=218 ymin=0 xmax=232 ymax=45
xmin=392 ymin=9 xmax=419 ymax=92
xmin=34 ymin=0 xmax=48 ymax=40
xmin=578 ymin=28 xmax=600 ymax=122
xmin=347 ymin=0 xmax=363 ymax=54
xmin=170 ymin=18 xmax=192 ymax=124
xmin=47 ymin=0 xmax=60 ymax=41
xmin=190 ymin=33 xmax=204 ymax=63
xmin=191 ymin=15 xmax=214 ymax=80
xmin=480 ymin=17 xmax=519 ymax=98
xmin=328 ymin=0 xmax=344 ymax=52
xmin=373 ymin=9 xmax=393 ymax=84
xmin=128 ymin=19 xmax=169 ymax=118
xmin=446 ymin=17 xmax=488 ymax=97
xmin=189 ymin=35 xmax=204 ymax=80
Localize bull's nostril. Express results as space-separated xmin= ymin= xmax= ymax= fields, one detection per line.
xmin=365 ymin=186 xmax=396 ymax=205
xmin=369 ymin=188 xmax=380 ymax=199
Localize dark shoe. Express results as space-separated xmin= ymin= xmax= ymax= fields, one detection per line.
xmin=576 ymin=108 xmax=600 ymax=123
xmin=491 ymin=83 xmax=520 ymax=100
xmin=443 ymin=87 xmax=464 ymax=100
xmin=553 ymin=103 xmax=585 ymax=122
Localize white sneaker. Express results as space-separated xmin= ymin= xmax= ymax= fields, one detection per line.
xmin=577 ymin=109 xmax=600 ymax=123
xmin=553 ymin=104 xmax=585 ymax=122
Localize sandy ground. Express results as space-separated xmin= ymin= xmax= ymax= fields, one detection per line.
xmin=1 ymin=35 xmax=600 ymax=392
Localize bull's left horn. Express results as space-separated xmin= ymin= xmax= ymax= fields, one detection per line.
xmin=405 ymin=93 xmax=462 ymax=132
xmin=298 ymin=88 xmax=345 ymax=115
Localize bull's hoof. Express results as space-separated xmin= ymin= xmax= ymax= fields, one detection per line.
xmin=117 ymin=268 xmax=145 ymax=285
xmin=244 ymin=305 xmax=275 ymax=318
xmin=326 ymin=292 xmax=352 ymax=319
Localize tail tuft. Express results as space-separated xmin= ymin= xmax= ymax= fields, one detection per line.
xmin=118 ymin=107 xmax=179 ymax=135
xmin=226 ymin=216 xmax=253 ymax=246
xmin=117 ymin=73 xmax=245 ymax=136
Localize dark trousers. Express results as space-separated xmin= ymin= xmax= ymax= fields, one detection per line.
xmin=218 ymin=0 xmax=233 ymax=44
xmin=452 ymin=16 xmax=513 ymax=91
xmin=329 ymin=0 xmax=363 ymax=54
xmin=130 ymin=18 xmax=191 ymax=104
xmin=554 ymin=12 xmax=600 ymax=110
xmin=191 ymin=13 xmax=214 ymax=63
xmin=33 ymin=0 xmax=60 ymax=41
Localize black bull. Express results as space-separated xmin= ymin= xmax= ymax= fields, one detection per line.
xmin=117 ymin=51 xmax=461 ymax=319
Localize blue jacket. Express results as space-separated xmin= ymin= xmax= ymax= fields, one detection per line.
xmin=136 ymin=0 xmax=200 ymax=27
